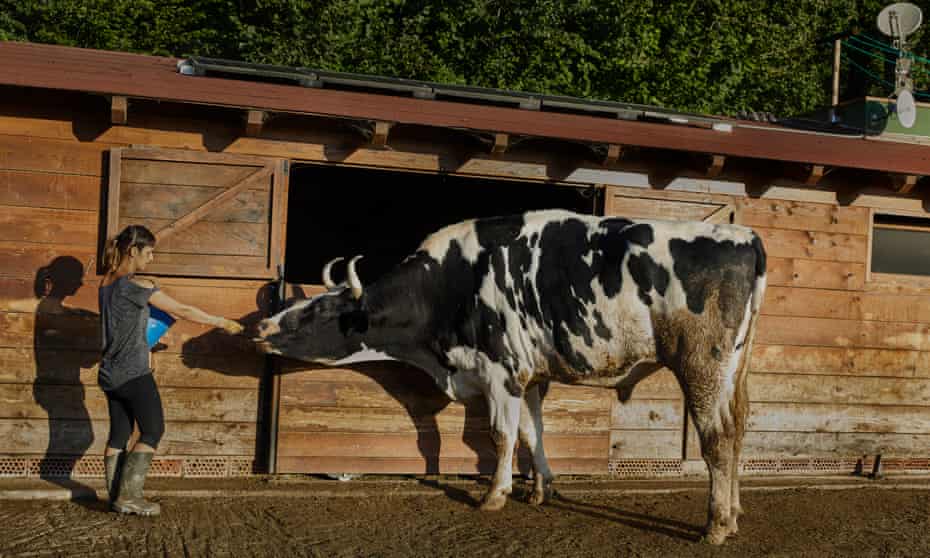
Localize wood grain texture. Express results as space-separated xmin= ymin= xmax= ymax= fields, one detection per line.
xmin=739 ymin=198 xmax=869 ymax=235
xmin=0 ymin=418 xmax=256 ymax=455
xmin=0 ymin=383 xmax=259 ymax=422
xmin=750 ymin=344 xmax=930 ymax=378
xmin=0 ymin=205 xmax=97 ymax=246
xmin=0 ymin=347 xmax=262 ymax=388
xmin=0 ymin=134 xmax=106 ymax=176
xmin=0 ymin=170 xmax=101 ymax=211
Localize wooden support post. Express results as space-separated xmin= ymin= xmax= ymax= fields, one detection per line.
xmin=603 ymin=144 xmax=622 ymax=166
xmin=492 ymin=133 xmax=509 ymax=155
xmin=246 ymin=110 xmax=267 ymax=136
xmin=111 ymin=96 xmax=128 ymax=125
xmin=893 ymin=174 xmax=920 ymax=194
xmin=805 ymin=164 xmax=826 ymax=186
xmin=832 ymin=39 xmax=841 ymax=107
xmin=706 ymin=154 xmax=725 ymax=178
xmin=371 ymin=121 xmax=393 ymax=148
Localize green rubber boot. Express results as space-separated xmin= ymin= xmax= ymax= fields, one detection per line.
xmin=103 ymin=452 xmax=123 ymax=503
xmin=111 ymin=451 xmax=160 ymax=516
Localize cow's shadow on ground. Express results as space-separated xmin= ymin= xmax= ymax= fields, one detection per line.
xmin=545 ymin=494 xmax=704 ymax=542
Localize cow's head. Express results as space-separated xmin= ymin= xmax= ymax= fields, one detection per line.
xmin=254 ymin=256 xmax=370 ymax=362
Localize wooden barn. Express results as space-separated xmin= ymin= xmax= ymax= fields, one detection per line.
xmin=2 ymin=40 xmax=930 ymax=482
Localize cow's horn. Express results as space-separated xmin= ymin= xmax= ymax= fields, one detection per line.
xmin=322 ymin=257 xmax=344 ymax=290
xmin=347 ymin=255 xmax=364 ymax=299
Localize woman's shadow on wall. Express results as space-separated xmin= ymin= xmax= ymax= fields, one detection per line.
xmin=32 ymin=256 xmax=100 ymax=504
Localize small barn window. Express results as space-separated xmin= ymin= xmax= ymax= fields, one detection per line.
xmin=105 ymin=148 xmax=289 ymax=279
xmin=871 ymin=213 xmax=930 ymax=277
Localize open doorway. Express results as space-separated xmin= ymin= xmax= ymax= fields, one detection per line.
xmin=284 ymin=164 xmax=598 ymax=284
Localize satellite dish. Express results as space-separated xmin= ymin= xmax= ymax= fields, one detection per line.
xmin=896 ymin=89 xmax=917 ymax=128
xmin=875 ymin=3 xmax=923 ymax=129
xmin=878 ymin=3 xmax=923 ymax=41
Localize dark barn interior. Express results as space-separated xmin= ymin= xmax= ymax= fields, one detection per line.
xmin=284 ymin=164 xmax=598 ymax=284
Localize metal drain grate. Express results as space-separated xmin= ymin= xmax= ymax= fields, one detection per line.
xmin=0 ymin=455 xmax=258 ymax=478
xmin=150 ymin=459 xmax=183 ymax=477
xmin=0 ymin=457 xmax=29 ymax=477
xmin=183 ymin=458 xmax=229 ymax=478
xmin=228 ymin=458 xmax=258 ymax=476
xmin=72 ymin=458 xmax=106 ymax=477
xmin=608 ymin=459 xmax=683 ymax=477
xmin=28 ymin=457 xmax=81 ymax=478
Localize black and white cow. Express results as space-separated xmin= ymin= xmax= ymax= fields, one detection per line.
xmin=255 ymin=209 xmax=766 ymax=544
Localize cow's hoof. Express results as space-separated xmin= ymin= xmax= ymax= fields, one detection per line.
xmin=479 ymin=491 xmax=508 ymax=511
xmin=726 ymin=513 xmax=740 ymax=536
xmin=527 ymin=482 xmax=553 ymax=505
xmin=701 ymin=526 xmax=728 ymax=546
xmin=527 ymin=488 xmax=545 ymax=505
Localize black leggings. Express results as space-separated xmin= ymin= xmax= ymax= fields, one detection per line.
xmin=105 ymin=373 xmax=165 ymax=450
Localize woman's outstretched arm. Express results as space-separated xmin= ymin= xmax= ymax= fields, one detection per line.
xmin=143 ymin=282 xmax=244 ymax=334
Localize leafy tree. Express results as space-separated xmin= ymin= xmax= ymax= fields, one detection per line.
xmin=1 ymin=0 xmax=928 ymax=116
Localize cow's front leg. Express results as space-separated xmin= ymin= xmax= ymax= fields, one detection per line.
xmin=479 ymin=382 xmax=522 ymax=511
xmin=518 ymin=383 xmax=554 ymax=505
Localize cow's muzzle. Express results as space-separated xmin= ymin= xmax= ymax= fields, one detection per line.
xmin=252 ymin=319 xmax=282 ymax=354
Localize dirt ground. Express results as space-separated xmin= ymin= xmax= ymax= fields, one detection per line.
xmin=1 ymin=476 xmax=930 ymax=557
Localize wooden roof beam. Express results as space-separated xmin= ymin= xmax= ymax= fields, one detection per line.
xmin=111 ymin=95 xmax=127 ymax=125
xmin=892 ymin=174 xmax=920 ymax=194
xmin=371 ymin=120 xmax=393 ymax=148
xmin=705 ymin=154 xmax=726 ymax=178
xmin=491 ymin=133 xmax=509 ymax=155
xmin=805 ymin=164 xmax=827 ymax=186
xmin=245 ymin=109 xmax=267 ymax=136
xmin=603 ymin=144 xmax=623 ymax=167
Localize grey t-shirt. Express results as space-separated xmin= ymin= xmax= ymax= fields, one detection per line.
xmin=98 ymin=275 xmax=158 ymax=391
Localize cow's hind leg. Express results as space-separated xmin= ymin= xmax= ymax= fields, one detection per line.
xmin=688 ymin=390 xmax=736 ymax=545
xmin=676 ymin=355 xmax=740 ymax=545
xmin=518 ymin=383 xmax=554 ymax=505
xmin=479 ymin=379 xmax=522 ymax=511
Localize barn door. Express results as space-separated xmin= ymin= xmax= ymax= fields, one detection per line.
xmin=106 ymin=148 xmax=289 ymax=279
xmin=604 ymin=185 xmax=736 ymax=476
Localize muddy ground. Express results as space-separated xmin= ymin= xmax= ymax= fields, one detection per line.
xmin=1 ymin=477 xmax=929 ymax=557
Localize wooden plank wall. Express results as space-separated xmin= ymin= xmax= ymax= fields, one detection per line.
xmin=0 ymin=92 xmax=271 ymax=475
xmin=741 ymin=197 xmax=930 ymax=465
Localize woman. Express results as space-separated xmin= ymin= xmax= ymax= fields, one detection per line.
xmin=100 ymin=225 xmax=243 ymax=516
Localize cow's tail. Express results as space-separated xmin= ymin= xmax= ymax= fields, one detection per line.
xmin=732 ymin=233 xmax=767 ymax=444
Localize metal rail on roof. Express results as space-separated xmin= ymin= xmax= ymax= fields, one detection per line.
xmin=177 ymin=56 xmax=733 ymax=131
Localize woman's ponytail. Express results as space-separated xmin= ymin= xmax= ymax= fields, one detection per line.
xmin=103 ymin=236 xmax=122 ymax=274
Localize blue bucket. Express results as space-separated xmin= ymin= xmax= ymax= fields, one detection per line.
xmin=146 ymin=305 xmax=176 ymax=348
